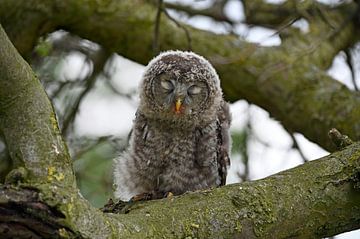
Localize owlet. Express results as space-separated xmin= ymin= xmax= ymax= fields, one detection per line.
xmin=114 ymin=50 xmax=231 ymax=201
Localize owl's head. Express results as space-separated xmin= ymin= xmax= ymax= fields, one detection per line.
xmin=139 ymin=50 xmax=223 ymax=127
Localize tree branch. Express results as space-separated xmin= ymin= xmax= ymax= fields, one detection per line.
xmin=152 ymin=0 xmax=163 ymax=55
xmin=61 ymin=48 xmax=111 ymax=136
xmin=345 ymin=48 xmax=359 ymax=91
xmin=0 ymin=24 xmax=75 ymax=187
xmin=1 ymin=142 xmax=360 ymax=238
xmin=241 ymin=0 xmax=298 ymax=28
xmin=163 ymin=0 xmax=235 ymax=25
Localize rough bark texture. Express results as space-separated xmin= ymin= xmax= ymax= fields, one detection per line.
xmin=0 ymin=25 xmax=74 ymax=187
xmin=1 ymin=0 xmax=360 ymax=238
xmin=1 ymin=143 xmax=360 ymax=238
xmin=1 ymin=0 xmax=360 ymax=151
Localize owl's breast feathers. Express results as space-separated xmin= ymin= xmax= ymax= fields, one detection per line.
xmin=113 ymin=103 xmax=231 ymax=201
xmin=133 ymin=100 xmax=231 ymax=189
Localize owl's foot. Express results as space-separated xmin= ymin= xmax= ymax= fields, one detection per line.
xmin=130 ymin=192 xmax=154 ymax=202
xmin=101 ymin=198 xmax=130 ymax=214
xmin=164 ymin=191 xmax=174 ymax=198
xmin=130 ymin=191 xmax=174 ymax=201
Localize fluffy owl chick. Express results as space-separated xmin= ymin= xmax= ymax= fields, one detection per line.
xmin=114 ymin=50 xmax=231 ymax=201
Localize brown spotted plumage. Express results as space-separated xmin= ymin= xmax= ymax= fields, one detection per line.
xmin=113 ymin=51 xmax=231 ymax=201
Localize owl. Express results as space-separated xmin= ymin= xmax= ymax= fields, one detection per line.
xmin=114 ymin=50 xmax=231 ymax=201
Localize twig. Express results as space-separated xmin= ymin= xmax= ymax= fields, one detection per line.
xmin=61 ymin=49 xmax=111 ymax=136
xmin=257 ymin=12 xmax=356 ymax=83
xmin=345 ymin=49 xmax=359 ymax=91
xmin=240 ymin=120 xmax=250 ymax=182
xmin=163 ymin=8 xmax=192 ymax=51
xmin=316 ymin=4 xmax=337 ymax=30
xmin=236 ymin=105 xmax=251 ymax=182
xmin=163 ymin=1 xmax=234 ymax=25
xmin=72 ymin=136 xmax=110 ymax=161
xmin=269 ymin=17 xmax=300 ymax=38
xmin=49 ymin=80 xmax=75 ymax=99
xmin=289 ymin=133 xmax=308 ymax=163
xmin=328 ymin=128 xmax=353 ymax=150
xmin=153 ymin=0 xmax=163 ymax=55
xmin=105 ymin=80 xmax=136 ymax=100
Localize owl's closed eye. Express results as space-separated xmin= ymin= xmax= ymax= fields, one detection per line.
xmin=152 ymin=73 xmax=209 ymax=115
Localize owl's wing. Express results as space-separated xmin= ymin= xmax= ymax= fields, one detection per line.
xmin=216 ymin=101 xmax=231 ymax=186
xmin=133 ymin=111 xmax=149 ymax=142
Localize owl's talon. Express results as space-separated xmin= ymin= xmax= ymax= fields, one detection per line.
xmin=130 ymin=192 xmax=153 ymax=202
xmin=165 ymin=191 xmax=174 ymax=198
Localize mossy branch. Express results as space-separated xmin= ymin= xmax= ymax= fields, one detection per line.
xmin=1 ymin=0 xmax=360 ymax=151
xmin=0 ymin=24 xmax=75 ymax=187
xmin=1 ymin=143 xmax=360 ymax=238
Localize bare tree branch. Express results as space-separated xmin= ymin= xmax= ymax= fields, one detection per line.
xmin=61 ymin=48 xmax=111 ymax=136
xmin=163 ymin=7 xmax=193 ymax=51
xmin=289 ymin=133 xmax=308 ymax=163
xmin=345 ymin=48 xmax=359 ymax=91
xmin=164 ymin=0 xmax=235 ymax=25
xmin=153 ymin=0 xmax=163 ymax=55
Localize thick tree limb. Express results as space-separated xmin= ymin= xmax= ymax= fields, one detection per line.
xmin=1 ymin=18 xmax=360 ymax=238
xmin=0 ymin=25 xmax=75 ymax=187
xmin=1 ymin=142 xmax=360 ymax=238
xmin=0 ymin=0 xmax=359 ymax=151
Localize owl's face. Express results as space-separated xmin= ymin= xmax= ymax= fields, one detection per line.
xmin=152 ymin=71 xmax=209 ymax=115
xmin=140 ymin=51 xmax=222 ymax=127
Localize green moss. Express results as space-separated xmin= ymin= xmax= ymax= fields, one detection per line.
xmin=231 ymin=185 xmax=276 ymax=237
xmin=34 ymin=37 xmax=52 ymax=57
xmin=5 ymin=167 xmax=28 ymax=184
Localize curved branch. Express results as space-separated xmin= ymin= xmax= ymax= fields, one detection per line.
xmin=0 ymin=24 xmax=75 ymax=187
xmin=61 ymin=47 xmax=111 ymax=136
xmin=1 ymin=142 xmax=360 ymax=238
xmin=163 ymin=0 xmax=235 ymax=24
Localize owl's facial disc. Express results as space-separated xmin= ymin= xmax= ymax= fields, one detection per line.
xmin=172 ymin=84 xmax=202 ymax=114
xmin=151 ymin=72 xmax=209 ymax=117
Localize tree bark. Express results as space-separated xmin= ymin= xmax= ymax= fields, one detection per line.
xmin=0 ymin=25 xmax=74 ymax=187
xmin=0 ymin=0 xmax=360 ymax=151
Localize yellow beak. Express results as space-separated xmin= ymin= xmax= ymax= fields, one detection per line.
xmin=175 ymin=98 xmax=182 ymax=113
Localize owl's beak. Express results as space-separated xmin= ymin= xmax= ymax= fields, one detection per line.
xmin=175 ymin=98 xmax=182 ymax=114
